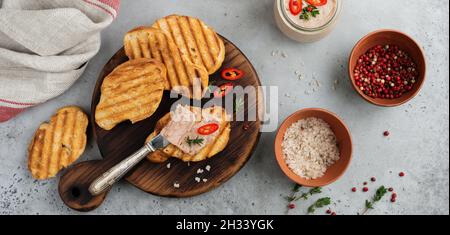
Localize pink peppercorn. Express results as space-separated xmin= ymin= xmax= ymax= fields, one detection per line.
xmin=353 ymin=44 xmax=418 ymax=99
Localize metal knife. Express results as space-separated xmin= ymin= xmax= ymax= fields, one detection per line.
xmin=89 ymin=133 xmax=170 ymax=196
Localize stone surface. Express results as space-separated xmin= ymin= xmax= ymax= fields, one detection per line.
xmin=0 ymin=0 xmax=448 ymax=215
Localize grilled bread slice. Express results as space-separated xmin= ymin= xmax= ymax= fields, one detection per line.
xmin=28 ymin=106 xmax=88 ymax=180
xmin=124 ymin=26 xmax=209 ymax=100
xmin=95 ymin=58 xmax=166 ymax=130
xmin=146 ymin=106 xmax=231 ymax=163
xmin=152 ymin=15 xmax=225 ymax=75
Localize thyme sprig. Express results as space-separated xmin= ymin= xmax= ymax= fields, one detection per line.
xmin=299 ymin=4 xmax=320 ymax=21
xmin=285 ymin=184 xmax=322 ymax=202
xmin=308 ymin=197 xmax=331 ymax=214
xmin=362 ymin=186 xmax=388 ymax=215
xmin=285 ymin=184 xmax=302 ymax=202
xmin=185 ymin=136 xmax=204 ymax=146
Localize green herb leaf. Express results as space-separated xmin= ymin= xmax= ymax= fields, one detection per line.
xmin=299 ymin=4 xmax=320 ymax=21
xmin=365 ymin=200 xmax=374 ymax=209
xmin=293 ymin=184 xmax=302 ymax=192
xmin=185 ymin=136 xmax=204 ymax=146
xmin=307 ymin=205 xmax=316 ymax=214
xmin=287 ymin=186 xmax=323 ymax=202
xmin=373 ymin=186 xmax=388 ymax=202
xmin=308 ymin=197 xmax=331 ymax=214
xmin=309 ymin=187 xmax=322 ymax=195
xmin=363 ymin=186 xmax=388 ymax=213
xmin=300 ymin=193 xmax=309 ymax=200
xmin=314 ymin=197 xmax=331 ymax=207
xmin=300 ymin=13 xmax=309 ymax=20
xmin=301 ymin=187 xmax=322 ymax=200
xmin=285 ymin=195 xmax=296 ymax=201
xmin=311 ymin=10 xmax=320 ymax=17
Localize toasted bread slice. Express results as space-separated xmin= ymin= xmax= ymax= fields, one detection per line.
xmin=146 ymin=106 xmax=230 ymax=163
xmin=152 ymin=15 xmax=225 ymax=75
xmin=28 ymin=106 xmax=88 ymax=180
xmin=95 ymin=58 xmax=166 ymax=130
xmin=124 ymin=26 xmax=209 ymax=100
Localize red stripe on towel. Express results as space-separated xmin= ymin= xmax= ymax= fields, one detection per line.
xmin=0 ymin=106 xmax=26 ymax=122
xmin=98 ymin=0 xmax=120 ymax=13
xmin=83 ymin=0 xmax=116 ymax=18
xmin=0 ymin=98 xmax=36 ymax=106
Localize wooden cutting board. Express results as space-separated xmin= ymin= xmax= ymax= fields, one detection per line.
xmin=58 ymin=36 xmax=263 ymax=211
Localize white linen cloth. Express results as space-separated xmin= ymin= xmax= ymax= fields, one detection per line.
xmin=0 ymin=0 xmax=120 ymax=122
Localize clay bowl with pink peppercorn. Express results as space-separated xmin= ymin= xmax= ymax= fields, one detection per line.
xmin=349 ymin=30 xmax=426 ymax=107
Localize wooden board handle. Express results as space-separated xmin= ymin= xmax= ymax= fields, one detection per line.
xmin=58 ymin=160 xmax=112 ymax=212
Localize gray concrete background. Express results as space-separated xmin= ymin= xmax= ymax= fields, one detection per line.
xmin=0 ymin=0 xmax=448 ymax=215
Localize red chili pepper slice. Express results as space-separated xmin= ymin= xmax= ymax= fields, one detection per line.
xmin=305 ymin=0 xmax=327 ymax=6
xmin=213 ymin=83 xmax=233 ymax=98
xmin=197 ymin=123 xmax=219 ymax=135
xmin=289 ymin=0 xmax=302 ymax=16
xmin=221 ymin=68 xmax=245 ymax=81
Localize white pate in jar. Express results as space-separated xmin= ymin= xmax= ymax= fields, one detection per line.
xmin=274 ymin=0 xmax=342 ymax=43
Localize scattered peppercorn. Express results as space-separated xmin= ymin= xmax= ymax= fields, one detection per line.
xmin=351 ymin=187 xmax=357 ymax=192
xmin=399 ymin=172 xmax=405 ymax=177
xmin=363 ymin=182 xmax=368 ymax=185
xmin=388 ymin=187 xmax=394 ymax=192
xmin=326 ymin=209 xmax=332 ymax=214
xmin=371 ymin=177 xmax=376 ymax=182
xmin=363 ymin=187 xmax=369 ymax=192
xmin=383 ymin=131 xmax=390 ymax=137
xmin=331 ymin=212 xmax=337 ymax=216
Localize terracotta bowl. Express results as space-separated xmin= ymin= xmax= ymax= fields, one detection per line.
xmin=274 ymin=108 xmax=353 ymax=187
xmin=349 ymin=29 xmax=426 ymax=107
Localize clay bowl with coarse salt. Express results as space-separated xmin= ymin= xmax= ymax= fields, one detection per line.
xmin=349 ymin=29 xmax=426 ymax=107
xmin=274 ymin=108 xmax=353 ymax=187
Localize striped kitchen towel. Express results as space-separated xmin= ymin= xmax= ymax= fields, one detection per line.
xmin=0 ymin=0 xmax=120 ymax=122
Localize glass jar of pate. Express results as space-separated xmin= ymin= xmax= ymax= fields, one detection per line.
xmin=274 ymin=0 xmax=342 ymax=43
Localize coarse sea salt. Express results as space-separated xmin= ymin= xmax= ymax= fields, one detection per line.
xmin=281 ymin=117 xmax=340 ymax=180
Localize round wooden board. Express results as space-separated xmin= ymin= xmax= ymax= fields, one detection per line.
xmin=91 ymin=36 xmax=263 ymax=197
